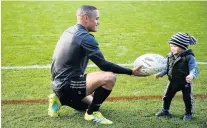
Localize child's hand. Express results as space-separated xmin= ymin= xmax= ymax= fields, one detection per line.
xmin=155 ymin=73 xmax=162 ymax=79
xmin=186 ymin=74 xmax=194 ymax=83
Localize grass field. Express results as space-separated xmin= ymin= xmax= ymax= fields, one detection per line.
xmin=1 ymin=1 xmax=207 ymax=128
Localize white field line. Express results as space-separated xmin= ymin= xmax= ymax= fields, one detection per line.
xmin=1 ymin=62 xmax=207 ymax=70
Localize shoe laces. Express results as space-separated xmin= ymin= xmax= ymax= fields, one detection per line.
xmin=93 ymin=112 xmax=106 ymax=120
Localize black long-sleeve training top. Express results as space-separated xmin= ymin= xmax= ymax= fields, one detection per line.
xmin=51 ymin=24 xmax=132 ymax=90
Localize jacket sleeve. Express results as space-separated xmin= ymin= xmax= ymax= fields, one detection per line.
xmin=89 ymin=51 xmax=132 ymax=75
xmin=158 ymin=58 xmax=168 ymax=77
xmin=188 ymin=55 xmax=198 ymax=78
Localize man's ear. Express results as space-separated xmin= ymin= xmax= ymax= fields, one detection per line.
xmin=83 ymin=15 xmax=88 ymax=23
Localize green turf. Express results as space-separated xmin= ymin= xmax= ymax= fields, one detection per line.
xmin=1 ymin=1 xmax=207 ymax=66
xmin=1 ymin=1 xmax=207 ymax=128
xmin=2 ymin=99 xmax=207 ymax=128
xmin=1 ymin=65 xmax=207 ymax=100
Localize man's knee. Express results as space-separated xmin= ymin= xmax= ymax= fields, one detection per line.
xmin=103 ymin=72 xmax=116 ymax=86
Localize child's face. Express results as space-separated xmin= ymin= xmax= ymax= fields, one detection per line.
xmin=170 ymin=44 xmax=184 ymax=55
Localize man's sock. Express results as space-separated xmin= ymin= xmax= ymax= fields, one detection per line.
xmin=87 ymin=87 xmax=111 ymax=114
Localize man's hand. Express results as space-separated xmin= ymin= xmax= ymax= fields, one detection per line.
xmin=186 ymin=74 xmax=194 ymax=83
xmin=132 ymin=65 xmax=148 ymax=77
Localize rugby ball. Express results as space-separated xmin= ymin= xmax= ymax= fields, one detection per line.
xmin=134 ymin=54 xmax=166 ymax=76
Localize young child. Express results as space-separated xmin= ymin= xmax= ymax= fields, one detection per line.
xmin=155 ymin=32 xmax=198 ymax=121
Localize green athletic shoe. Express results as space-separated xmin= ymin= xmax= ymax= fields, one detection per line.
xmin=48 ymin=93 xmax=61 ymax=117
xmin=84 ymin=111 xmax=113 ymax=124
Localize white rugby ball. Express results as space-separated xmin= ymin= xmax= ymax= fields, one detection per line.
xmin=134 ymin=54 xmax=166 ymax=76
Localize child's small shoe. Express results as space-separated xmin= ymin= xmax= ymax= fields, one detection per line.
xmin=183 ymin=113 xmax=193 ymax=121
xmin=155 ymin=109 xmax=172 ymax=117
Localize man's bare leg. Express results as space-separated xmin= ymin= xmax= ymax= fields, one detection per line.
xmin=84 ymin=72 xmax=116 ymax=124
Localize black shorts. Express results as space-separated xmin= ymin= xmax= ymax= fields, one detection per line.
xmin=54 ymin=74 xmax=88 ymax=111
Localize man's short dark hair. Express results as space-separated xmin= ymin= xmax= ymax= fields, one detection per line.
xmin=76 ymin=5 xmax=97 ymax=17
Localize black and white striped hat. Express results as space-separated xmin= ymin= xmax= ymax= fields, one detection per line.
xmin=168 ymin=32 xmax=197 ymax=49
